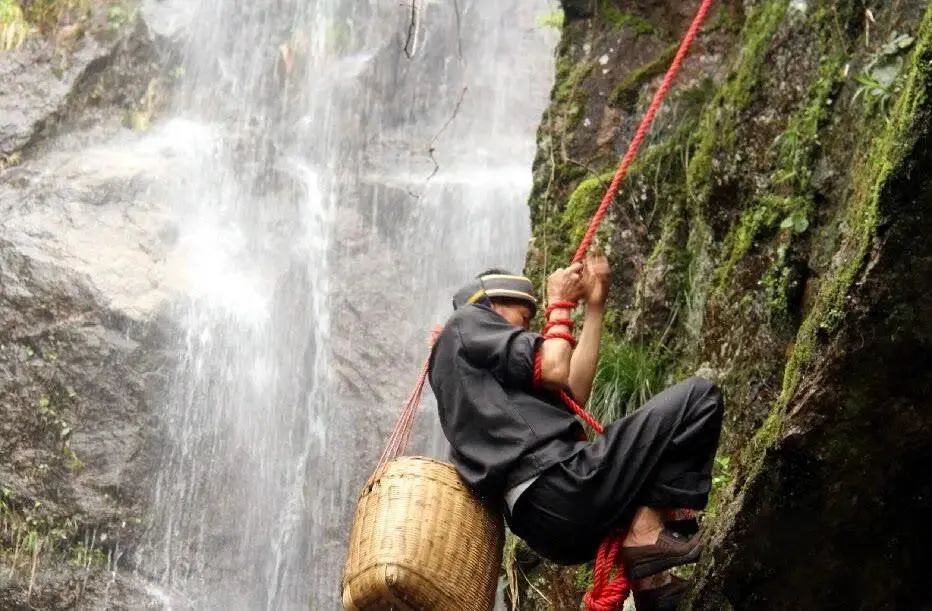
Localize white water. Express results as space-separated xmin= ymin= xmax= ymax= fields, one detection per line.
xmin=138 ymin=2 xmax=557 ymax=608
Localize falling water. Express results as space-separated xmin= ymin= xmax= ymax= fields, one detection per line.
xmin=139 ymin=1 xmax=557 ymax=608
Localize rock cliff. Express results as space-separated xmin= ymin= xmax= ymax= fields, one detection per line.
xmin=0 ymin=1 xmax=177 ymax=605
xmin=513 ymin=1 xmax=932 ymax=608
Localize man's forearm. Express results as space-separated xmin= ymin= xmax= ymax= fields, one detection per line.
xmin=537 ymin=306 xmax=573 ymax=388
xmin=567 ymin=302 xmax=605 ymax=404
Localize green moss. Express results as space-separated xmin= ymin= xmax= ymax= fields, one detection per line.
xmin=598 ymin=1 xmax=654 ymax=35
xmin=555 ymin=60 xmax=593 ymax=104
xmin=686 ymin=0 xmax=789 ymax=205
xmin=714 ymin=195 xmax=805 ymax=287
xmin=734 ymin=408 xmax=784 ymax=486
xmin=772 ymin=53 xmax=844 ymax=190
xmin=574 ymin=564 xmax=594 ymax=592
xmin=780 ymin=4 xmax=932 ymax=405
xmin=608 ymin=43 xmax=678 ymax=109
xmin=712 ymin=7 xmax=842 ymax=291
xmin=550 ymin=51 xmax=594 ymax=133
xmin=561 ymin=171 xmax=613 ymax=245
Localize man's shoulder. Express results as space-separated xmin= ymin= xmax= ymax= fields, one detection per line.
xmin=444 ymin=304 xmax=499 ymax=332
xmin=434 ymin=305 xmax=510 ymax=359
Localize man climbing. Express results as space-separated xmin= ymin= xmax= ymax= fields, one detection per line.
xmin=428 ymin=256 xmax=724 ymax=610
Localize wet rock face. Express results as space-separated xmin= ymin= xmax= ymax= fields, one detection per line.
xmin=0 ymin=4 xmax=179 ymax=606
xmin=0 ymin=12 xmax=166 ymax=158
xmin=517 ymin=0 xmax=932 ymax=608
xmin=0 ymin=241 xmax=166 ymax=608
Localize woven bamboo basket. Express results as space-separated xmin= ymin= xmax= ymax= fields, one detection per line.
xmin=342 ymin=456 xmax=504 ymax=610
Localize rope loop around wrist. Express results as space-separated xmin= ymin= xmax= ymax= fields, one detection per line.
xmin=543 ymin=319 xmax=574 ymax=334
xmin=545 ymin=301 xmax=578 ymax=319
xmin=542 ymin=331 xmax=577 ymax=348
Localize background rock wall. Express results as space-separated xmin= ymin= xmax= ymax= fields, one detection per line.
xmin=1 ymin=1 xmax=177 ymax=606
xmin=514 ymin=1 xmax=932 ymax=608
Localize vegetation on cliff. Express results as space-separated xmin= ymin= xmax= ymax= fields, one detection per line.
xmin=512 ymin=1 xmax=932 ymax=608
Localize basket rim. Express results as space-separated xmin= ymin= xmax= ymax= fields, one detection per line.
xmin=359 ymin=456 xmax=468 ymax=497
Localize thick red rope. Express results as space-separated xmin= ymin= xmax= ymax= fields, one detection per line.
xmin=378 ymin=0 xmax=715 ymax=608
xmin=572 ymin=0 xmax=716 ymax=266
xmin=554 ymin=1 xmax=716 ymax=607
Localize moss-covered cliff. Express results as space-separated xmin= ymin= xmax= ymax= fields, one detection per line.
xmin=514 ymin=1 xmax=932 ymax=608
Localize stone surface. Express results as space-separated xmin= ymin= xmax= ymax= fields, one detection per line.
xmin=0 ymin=5 xmax=180 ymax=607
xmin=514 ymin=0 xmax=932 ymax=608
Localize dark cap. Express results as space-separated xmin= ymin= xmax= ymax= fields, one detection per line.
xmin=452 ymin=273 xmax=538 ymax=315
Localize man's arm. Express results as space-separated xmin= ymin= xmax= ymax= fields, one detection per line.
xmin=567 ymin=255 xmax=610 ymax=403
xmin=536 ymin=264 xmax=584 ymax=388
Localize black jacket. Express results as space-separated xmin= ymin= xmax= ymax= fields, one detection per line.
xmin=428 ymin=304 xmax=585 ymax=500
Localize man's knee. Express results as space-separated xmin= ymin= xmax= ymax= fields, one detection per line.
xmin=683 ymin=376 xmax=724 ymax=417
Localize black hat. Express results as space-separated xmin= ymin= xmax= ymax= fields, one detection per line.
xmin=452 ymin=272 xmax=538 ymax=315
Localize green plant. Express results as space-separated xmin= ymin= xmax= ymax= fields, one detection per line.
xmin=68 ymin=542 xmax=106 ymax=568
xmin=598 ymin=1 xmax=653 ymax=35
xmin=0 ymin=0 xmax=30 ymax=50
xmin=588 ymin=335 xmax=665 ymax=423
xmin=107 ymin=3 xmax=129 ymax=28
xmin=574 ymin=563 xmax=594 ymax=591
xmin=853 ymin=31 xmax=915 ymax=114
xmin=536 ymin=9 xmax=563 ymax=30
xmin=63 ymin=445 xmax=83 ymax=472
xmin=779 ymin=210 xmax=809 ymax=234
xmin=712 ymin=454 xmax=732 ymax=490
xmin=20 ymin=0 xmax=89 ymax=33
xmin=703 ymin=453 xmax=733 ymax=521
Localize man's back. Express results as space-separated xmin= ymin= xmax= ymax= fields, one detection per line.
xmin=428 ymin=304 xmax=585 ymax=500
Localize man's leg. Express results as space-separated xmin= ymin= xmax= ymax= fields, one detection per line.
xmin=585 ymin=376 xmax=724 ymax=539
xmin=628 ymin=376 xmax=724 ymax=511
xmin=610 ymin=378 xmax=723 ymax=601
xmin=510 ymin=377 xmax=724 ymax=566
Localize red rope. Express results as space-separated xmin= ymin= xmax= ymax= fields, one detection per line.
xmin=560 ymin=0 xmax=715 ymax=607
xmin=543 ymin=318 xmax=575 ymax=334
xmin=572 ymin=0 xmax=716 ymax=266
xmin=545 ymin=301 xmax=579 ymax=318
xmin=377 ymin=325 xmax=443 ymax=469
xmin=379 ymin=0 xmax=715 ymax=607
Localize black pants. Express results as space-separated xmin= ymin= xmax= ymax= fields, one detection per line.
xmin=508 ymin=377 xmax=724 ymax=565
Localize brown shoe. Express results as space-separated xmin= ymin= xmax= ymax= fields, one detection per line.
xmin=620 ymin=527 xmax=702 ymax=579
xmin=632 ymin=575 xmax=689 ymax=611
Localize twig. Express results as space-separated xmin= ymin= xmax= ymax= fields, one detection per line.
xmin=425 ymin=86 xmax=469 ymax=182
xmin=518 ymin=562 xmax=551 ymax=604
xmin=402 ymin=1 xmax=420 ymax=59
xmin=452 ymin=0 xmax=464 ymax=61
xmin=10 ymin=529 xmax=20 ymax=578
xmin=566 ymin=157 xmax=605 ymax=180
xmin=27 ymin=537 xmax=40 ymax=601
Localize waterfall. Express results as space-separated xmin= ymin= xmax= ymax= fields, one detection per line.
xmin=138 ymin=1 xmax=557 ymax=608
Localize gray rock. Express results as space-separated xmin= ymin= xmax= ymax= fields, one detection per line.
xmin=141 ymin=0 xmax=196 ymax=42
xmin=0 ymin=10 xmax=167 ymax=158
xmin=0 ymin=8 xmax=182 ymax=609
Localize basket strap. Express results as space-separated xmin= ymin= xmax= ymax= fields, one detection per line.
xmin=376 ymin=325 xmax=443 ymax=469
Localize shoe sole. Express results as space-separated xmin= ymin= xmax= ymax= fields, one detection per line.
xmin=625 ymin=542 xmax=702 ymax=579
